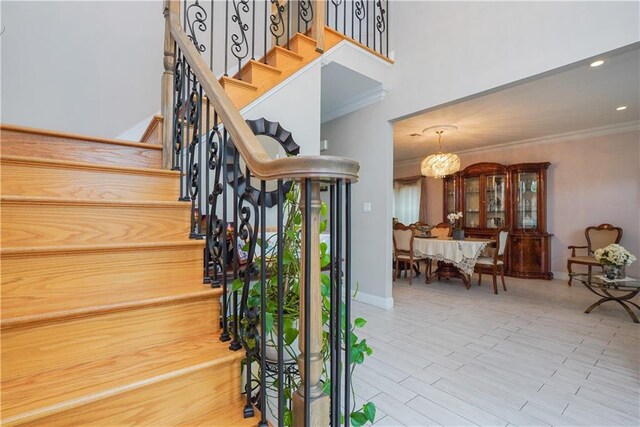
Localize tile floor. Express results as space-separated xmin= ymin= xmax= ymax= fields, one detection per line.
xmin=351 ymin=274 xmax=639 ymax=426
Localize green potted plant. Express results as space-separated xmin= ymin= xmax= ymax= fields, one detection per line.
xmin=234 ymin=183 xmax=376 ymax=426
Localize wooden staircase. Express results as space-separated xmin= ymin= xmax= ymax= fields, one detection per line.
xmin=141 ymin=27 xmax=392 ymax=145
xmin=0 ymin=124 xmax=259 ymax=426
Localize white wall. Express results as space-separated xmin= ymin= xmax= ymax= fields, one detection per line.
xmin=322 ymin=103 xmax=395 ymax=309
xmin=1 ymin=1 xmax=164 ymax=138
xmin=394 ymin=129 xmax=640 ymax=278
xmin=322 ymin=1 xmax=639 ymax=307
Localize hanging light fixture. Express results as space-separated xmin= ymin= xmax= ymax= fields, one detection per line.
xmin=420 ymin=125 xmax=460 ymax=178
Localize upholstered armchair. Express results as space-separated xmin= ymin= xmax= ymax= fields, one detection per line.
xmin=567 ymin=223 xmax=623 ymax=285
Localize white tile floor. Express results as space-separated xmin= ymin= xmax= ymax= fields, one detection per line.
xmin=351 ymin=275 xmax=640 ymax=426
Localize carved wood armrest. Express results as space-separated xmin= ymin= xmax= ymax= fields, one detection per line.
xmin=568 ymin=245 xmax=588 ymax=257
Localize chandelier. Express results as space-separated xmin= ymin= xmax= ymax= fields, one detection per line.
xmin=420 ymin=125 xmax=460 ymax=178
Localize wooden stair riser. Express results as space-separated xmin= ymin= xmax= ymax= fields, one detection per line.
xmin=1 ymin=335 xmax=235 ymax=424
xmin=266 ymin=46 xmax=305 ymax=76
xmin=1 ymin=244 xmax=206 ymax=319
xmin=289 ymin=33 xmax=318 ymax=60
xmin=1 ymin=128 xmax=161 ymax=169
xmin=219 ymin=77 xmax=259 ymax=110
xmin=1 ymin=157 xmax=180 ymax=201
xmin=14 ymin=359 xmax=246 ymax=427
xmin=237 ymin=60 xmax=283 ymax=92
xmin=2 ymin=297 xmax=220 ymax=382
xmin=1 ymin=200 xmax=192 ymax=248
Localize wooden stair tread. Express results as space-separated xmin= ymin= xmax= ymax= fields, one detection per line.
xmin=0 ymin=239 xmax=205 ymax=256
xmin=0 ymin=194 xmax=187 ymax=207
xmin=0 ymin=154 xmax=178 ymax=177
xmin=0 ymin=123 xmax=163 ymax=151
xmin=1 ymin=336 xmax=242 ymax=425
xmin=1 ymin=124 xmax=162 ymax=169
xmin=220 ymin=75 xmax=259 ymax=90
xmin=1 ymin=288 xmax=221 ymax=329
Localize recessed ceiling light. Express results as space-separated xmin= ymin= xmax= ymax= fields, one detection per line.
xmin=616 ymin=106 xmax=628 ymax=111
xmin=590 ymin=60 xmax=604 ymax=67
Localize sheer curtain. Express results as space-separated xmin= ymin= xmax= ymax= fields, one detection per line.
xmin=393 ymin=180 xmax=421 ymax=224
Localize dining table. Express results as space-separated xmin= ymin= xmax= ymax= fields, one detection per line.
xmin=413 ymin=236 xmax=493 ymax=289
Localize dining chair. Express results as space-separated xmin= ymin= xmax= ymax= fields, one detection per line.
xmin=393 ymin=223 xmax=428 ymax=286
xmin=567 ymin=223 xmax=623 ymax=285
xmin=474 ymin=227 xmax=510 ymax=294
xmin=424 ymin=222 xmax=452 ymax=275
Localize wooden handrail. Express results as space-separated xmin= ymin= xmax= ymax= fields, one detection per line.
xmin=168 ymin=14 xmax=359 ymax=182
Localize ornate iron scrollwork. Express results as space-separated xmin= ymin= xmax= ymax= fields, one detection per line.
xmin=186 ymin=0 xmax=208 ymax=53
xmin=187 ymin=80 xmax=201 ymax=237
xmin=207 ymin=123 xmax=225 ymax=284
xmin=172 ymin=54 xmax=184 ymax=170
xmin=299 ymin=0 xmax=313 ymax=29
xmin=230 ymin=0 xmax=250 ymax=68
xmin=375 ymin=0 xmax=387 ymax=34
xmin=354 ymin=0 xmax=366 ymax=41
xmin=269 ymin=0 xmax=286 ymax=45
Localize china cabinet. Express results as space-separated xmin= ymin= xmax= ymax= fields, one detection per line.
xmin=442 ymin=176 xmax=458 ymax=220
xmin=443 ymin=162 xmax=552 ymax=279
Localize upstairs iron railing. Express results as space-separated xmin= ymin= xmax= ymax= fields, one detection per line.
xmin=163 ymin=1 xmax=362 ymax=426
xmin=171 ymin=0 xmax=390 ymax=84
xmin=325 ymin=0 xmax=389 ymax=57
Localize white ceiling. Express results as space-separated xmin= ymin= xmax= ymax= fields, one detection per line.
xmin=393 ymin=45 xmax=640 ymax=161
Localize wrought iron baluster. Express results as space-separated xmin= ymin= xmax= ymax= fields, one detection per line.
xmin=331 ymin=0 xmax=341 ymax=32
xmin=263 ymin=0 xmax=268 ymax=62
xmin=230 ymin=0 xmax=250 ymax=77
xmin=220 ymin=126 xmax=231 ymax=342
xmin=286 ymin=0 xmax=290 ymax=50
xmin=270 ymin=0 xmax=286 ymax=46
xmin=225 ymin=0 xmax=230 ymax=75
xmin=188 ymin=78 xmax=201 ymax=238
xmin=172 ymin=49 xmax=183 ymax=172
xmin=182 ymin=65 xmax=191 ymax=202
xmin=375 ymin=0 xmax=386 ymax=55
xmin=206 ymin=114 xmax=224 ymax=288
xmin=238 ymin=164 xmax=259 ymax=418
xmin=303 ymin=178 xmax=312 ymax=426
xmin=329 ymin=183 xmax=338 ymax=427
xmin=344 ymin=181 xmax=352 ymax=427
xmin=334 ymin=179 xmax=343 ymax=426
xmin=259 ymin=179 xmax=268 ymax=427
xmin=229 ymin=148 xmax=242 ymax=351
xmin=186 ymin=0 xmax=207 ymax=53
xmin=354 ymin=0 xmax=365 ymax=44
xmin=276 ymin=178 xmax=285 ymax=427
xmin=299 ymin=0 xmax=313 ymax=34
xmin=251 ymin=0 xmax=256 ymax=60
xmin=210 ymin=0 xmax=214 ymax=70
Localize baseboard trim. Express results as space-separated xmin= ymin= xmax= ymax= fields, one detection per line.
xmin=353 ymin=291 xmax=393 ymax=310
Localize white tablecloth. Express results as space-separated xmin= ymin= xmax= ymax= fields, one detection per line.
xmin=413 ymin=237 xmax=490 ymax=274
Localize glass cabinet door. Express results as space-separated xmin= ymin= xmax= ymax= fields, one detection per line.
xmin=464 ymin=177 xmax=480 ymax=228
xmin=485 ymin=174 xmax=506 ymax=229
xmin=444 ymin=178 xmax=457 ymax=217
xmin=515 ymin=172 xmax=538 ymax=230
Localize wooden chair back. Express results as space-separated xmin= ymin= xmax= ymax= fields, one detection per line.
xmin=431 ymin=222 xmax=452 ymax=238
xmin=586 ymin=224 xmax=622 ymax=254
xmin=393 ymin=223 xmax=415 ymax=254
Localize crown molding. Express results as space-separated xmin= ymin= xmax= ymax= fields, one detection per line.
xmin=395 ymin=121 xmax=640 ymax=166
xmin=322 ymin=84 xmax=388 ymax=123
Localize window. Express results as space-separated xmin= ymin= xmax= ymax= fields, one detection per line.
xmin=393 ymin=180 xmax=420 ymax=224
